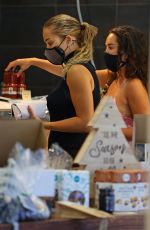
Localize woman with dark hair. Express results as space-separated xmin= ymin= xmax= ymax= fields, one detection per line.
xmin=96 ymin=25 xmax=150 ymax=141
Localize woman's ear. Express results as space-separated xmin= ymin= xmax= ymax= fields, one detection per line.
xmin=122 ymin=53 xmax=128 ymax=62
xmin=65 ymin=35 xmax=72 ymax=45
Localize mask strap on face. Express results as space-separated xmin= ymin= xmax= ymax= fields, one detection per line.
xmin=58 ymin=36 xmax=66 ymax=48
xmin=119 ymin=60 xmax=127 ymax=68
xmin=64 ymin=44 xmax=69 ymax=52
xmin=58 ymin=36 xmax=71 ymax=55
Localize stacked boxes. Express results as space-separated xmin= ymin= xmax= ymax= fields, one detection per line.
xmin=95 ymin=169 xmax=149 ymax=212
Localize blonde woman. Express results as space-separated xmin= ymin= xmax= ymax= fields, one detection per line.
xmin=6 ymin=14 xmax=100 ymax=158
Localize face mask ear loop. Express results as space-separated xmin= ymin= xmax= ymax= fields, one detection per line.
xmin=58 ymin=36 xmax=66 ymax=48
xmin=119 ymin=61 xmax=127 ymax=68
xmin=58 ymin=36 xmax=69 ymax=58
xmin=119 ymin=52 xmax=128 ymax=68
xmin=64 ymin=44 xmax=69 ymax=52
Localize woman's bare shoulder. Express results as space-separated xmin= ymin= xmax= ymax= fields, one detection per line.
xmin=66 ymin=64 xmax=93 ymax=86
xmin=125 ymin=78 xmax=148 ymax=100
xmin=126 ymin=78 xmax=146 ymax=90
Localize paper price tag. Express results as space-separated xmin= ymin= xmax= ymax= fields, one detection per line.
xmin=22 ymin=90 xmax=31 ymax=101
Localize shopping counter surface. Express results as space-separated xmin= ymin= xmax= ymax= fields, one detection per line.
xmin=0 ymin=212 xmax=145 ymax=230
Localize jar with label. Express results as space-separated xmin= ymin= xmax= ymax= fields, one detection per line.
xmin=2 ymin=69 xmax=26 ymax=99
xmin=2 ymin=71 xmax=18 ymax=99
xmin=7 ymin=82 xmax=18 ymax=99
xmin=99 ymin=187 xmax=115 ymax=213
xmin=17 ymin=73 xmax=26 ymax=99
xmin=1 ymin=71 xmax=9 ymax=97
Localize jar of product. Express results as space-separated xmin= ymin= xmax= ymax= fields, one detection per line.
xmin=99 ymin=188 xmax=106 ymax=211
xmin=1 ymin=71 xmax=9 ymax=97
xmin=17 ymin=73 xmax=26 ymax=99
xmin=7 ymin=81 xmax=18 ymax=99
xmin=99 ymin=187 xmax=114 ymax=213
xmin=2 ymin=69 xmax=26 ymax=99
xmin=1 ymin=83 xmax=7 ymax=97
xmin=2 ymin=71 xmax=18 ymax=99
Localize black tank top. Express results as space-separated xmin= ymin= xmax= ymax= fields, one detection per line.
xmin=46 ymin=61 xmax=100 ymax=158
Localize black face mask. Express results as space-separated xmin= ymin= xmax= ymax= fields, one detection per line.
xmin=44 ymin=39 xmax=66 ymax=65
xmin=104 ymin=52 xmax=126 ymax=72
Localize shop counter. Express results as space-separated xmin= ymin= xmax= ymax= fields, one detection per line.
xmin=0 ymin=212 xmax=145 ymax=230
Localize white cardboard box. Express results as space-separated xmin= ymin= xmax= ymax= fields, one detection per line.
xmin=56 ymin=170 xmax=90 ymax=207
xmin=0 ymin=120 xmax=56 ymax=197
xmin=29 ymin=169 xmax=55 ymax=197
xmin=95 ymin=182 xmax=149 ymax=212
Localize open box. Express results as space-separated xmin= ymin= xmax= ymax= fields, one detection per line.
xmin=0 ymin=119 xmax=46 ymax=167
xmin=0 ymin=119 xmax=56 ymax=197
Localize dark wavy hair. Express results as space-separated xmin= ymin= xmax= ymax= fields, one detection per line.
xmin=109 ymin=25 xmax=148 ymax=88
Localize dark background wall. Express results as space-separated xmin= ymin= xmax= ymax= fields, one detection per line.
xmin=0 ymin=0 xmax=150 ymax=96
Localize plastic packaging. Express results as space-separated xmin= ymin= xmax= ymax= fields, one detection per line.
xmin=48 ymin=143 xmax=73 ymax=169
xmin=9 ymin=142 xmax=48 ymax=195
xmin=0 ymin=143 xmax=51 ymax=225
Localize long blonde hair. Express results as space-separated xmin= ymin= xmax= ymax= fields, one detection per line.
xmin=43 ymin=14 xmax=98 ymax=73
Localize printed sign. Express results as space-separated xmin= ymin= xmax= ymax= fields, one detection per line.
xmin=74 ymin=96 xmax=137 ymax=171
xmin=75 ymin=127 xmax=137 ymax=171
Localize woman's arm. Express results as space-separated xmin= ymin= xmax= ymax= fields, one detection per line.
xmin=5 ymin=57 xmax=64 ymax=77
xmin=29 ymin=64 xmax=94 ymax=133
xmin=96 ymin=69 xmax=112 ymax=88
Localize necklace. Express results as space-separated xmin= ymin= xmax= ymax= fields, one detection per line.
xmin=100 ymin=78 xmax=113 ymax=98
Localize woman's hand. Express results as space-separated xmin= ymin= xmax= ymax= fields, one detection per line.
xmin=5 ymin=57 xmax=64 ymax=77
xmin=27 ymin=105 xmax=41 ymax=122
xmin=5 ymin=58 xmax=35 ymax=76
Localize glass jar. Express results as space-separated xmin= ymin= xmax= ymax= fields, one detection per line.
xmin=99 ymin=187 xmax=115 ymax=213
xmin=2 ymin=70 xmax=26 ymax=99
xmin=17 ymin=73 xmax=26 ymax=99
xmin=2 ymin=71 xmax=18 ymax=99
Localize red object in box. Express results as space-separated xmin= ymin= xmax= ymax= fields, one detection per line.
xmin=2 ymin=70 xmax=26 ymax=99
xmin=17 ymin=73 xmax=26 ymax=99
